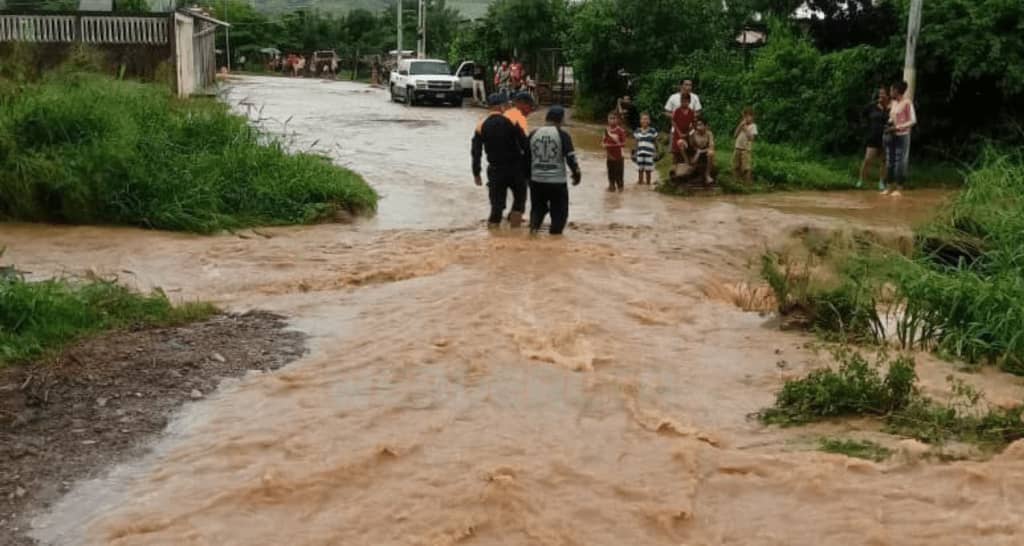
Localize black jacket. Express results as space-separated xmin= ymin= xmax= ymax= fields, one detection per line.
xmin=471 ymin=112 xmax=528 ymax=177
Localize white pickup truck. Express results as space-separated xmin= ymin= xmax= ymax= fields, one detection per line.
xmin=389 ymin=59 xmax=465 ymax=107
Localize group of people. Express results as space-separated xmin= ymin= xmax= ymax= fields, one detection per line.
xmin=858 ymin=80 xmax=918 ymax=197
xmin=492 ymin=59 xmax=536 ymax=100
xmin=471 ymin=91 xmax=580 ymax=234
xmin=470 ymin=76 xmax=918 ymax=234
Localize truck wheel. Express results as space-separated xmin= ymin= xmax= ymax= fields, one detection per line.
xmin=452 ymin=98 xmax=463 ymax=108
xmin=407 ymin=87 xmax=417 ymax=106
xmin=390 ymin=84 xmax=399 ymax=102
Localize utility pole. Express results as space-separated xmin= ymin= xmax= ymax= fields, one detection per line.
xmin=223 ymin=0 xmax=231 ymax=72
xmin=903 ymin=0 xmax=923 ymax=100
xmin=416 ymin=0 xmax=426 ymax=59
xmin=396 ymin=0 xmax=403 ymax=65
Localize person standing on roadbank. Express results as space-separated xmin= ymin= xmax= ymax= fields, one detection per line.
xmin=472 ymin=94 xmax=529 ymax=227
xmin=527 ymin=106 xmax=581 ymax=235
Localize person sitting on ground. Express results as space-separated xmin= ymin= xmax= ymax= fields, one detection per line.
xmin=602 ymin=112 xmax=628 ymax=192
xmin=688 ymin=117 xmax=716 ymax=186
xmin=527 ymin=105 xmax=582 ymax=235
xmin=472 ymin=93 xmax=530 ymax=227
xmin=671 ymin=93 xmax=696 ymax=165
xmin=732 ymin=107 xmax=758 ymax=184
xmin=616 ymin=95 xmax=640 ymax=131
xmin=633 ymin=112 xmax=658 ymax=185
xmin=859 ymin=87 xmax=890 ymax=189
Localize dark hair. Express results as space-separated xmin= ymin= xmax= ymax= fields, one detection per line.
xmin=696 ymin=115 xmax=709 ymax=126
xmin=679 ymin=78 xmax=693 ymax=86
xmin=893 ymin=80 xmax=909 ymax=94
xmin=607 ymin=111 xmax=620 ymax=120
xmin=639 ymin=111 xmax=651 ymax=118
xmin=680 ymin=93 xmax=691 ymax=104
xmin=742 ymin=106 xmax=754 ymax=117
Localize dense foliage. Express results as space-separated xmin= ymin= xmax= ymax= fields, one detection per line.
xmin=0 ymin=70 xmax=377 ymax=232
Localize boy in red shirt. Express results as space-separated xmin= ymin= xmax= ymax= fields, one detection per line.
xmin=671 ymin=93 xmax=696 ymax=164
xmin=602 ymin=112 xmax=627 ymax=192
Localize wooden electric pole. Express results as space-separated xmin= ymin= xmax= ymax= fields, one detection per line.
xmin=396 ymin=0 xmax=403 ymax=65
xmin=416 ymin=0 xmax=426 ymax=59
xmin=903 ymin=0 xmax=923 ymax=99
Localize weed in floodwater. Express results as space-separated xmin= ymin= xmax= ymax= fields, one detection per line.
xmin=0 ymin=256 xmax=216 ymax=365
xmin=0 ymin=71 xmax=377 ymax=233
xmin=759 ymin=347 xmax=916 ymax=426
xmin=818 ymin=438 xmax=893 ymax=462
xmin=761 ymin=348 xmax=1024 ymax=451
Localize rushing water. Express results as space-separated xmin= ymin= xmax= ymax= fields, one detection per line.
xmin=4 ymin=76 xmax=1024 ymax=546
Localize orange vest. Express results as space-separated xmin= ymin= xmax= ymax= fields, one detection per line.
xmin=504 ymin=108 xmax=528 ymax=134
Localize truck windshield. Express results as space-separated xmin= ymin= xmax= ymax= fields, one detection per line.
xmin=409 ymin=62 xmax=451 ymax=76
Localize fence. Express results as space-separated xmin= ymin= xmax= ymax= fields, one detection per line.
xmin=192 ymin=21 xmax=216 ymax=93
xmin=0 ymin=13 xmax=169 ymax=45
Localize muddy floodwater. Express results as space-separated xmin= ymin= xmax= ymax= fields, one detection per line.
xmin=5 ymin=76 xmax=1024 ymax=545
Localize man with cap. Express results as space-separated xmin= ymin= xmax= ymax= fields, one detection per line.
xmin=472 ymin=93 xmax=529 ymax=227
xmin=526 ymin=105 xmax=581 ymax=235
xmin=505 ymin=91 xmax=534 ymax=135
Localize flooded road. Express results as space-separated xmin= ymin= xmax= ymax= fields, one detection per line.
xmin=5 ymin=76 xmax=1024 ymax=546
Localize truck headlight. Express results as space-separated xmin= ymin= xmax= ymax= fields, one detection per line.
xmin=453 ymin=82 xmax=461 ymax=91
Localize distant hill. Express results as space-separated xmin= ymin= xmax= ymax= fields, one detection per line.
xmin=251 ymin=0 xmax=492 ymax=19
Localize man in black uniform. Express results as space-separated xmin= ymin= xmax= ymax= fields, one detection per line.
xmin=472 ymin=93 xmax=529 ymax=227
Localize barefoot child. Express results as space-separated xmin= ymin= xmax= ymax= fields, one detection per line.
xmin=689 ymin=117 xmax=716 ymax=186
xmin=732 ymin=107 xmax=758 ymax=184
xmin=602 ymin=112 xmax=627 ymax=192
xmin=633 ymin=112 xmax=658 ymax=185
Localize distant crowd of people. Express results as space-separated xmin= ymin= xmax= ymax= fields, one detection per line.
xmin=470 ymin=74 xmax=917 ymax=234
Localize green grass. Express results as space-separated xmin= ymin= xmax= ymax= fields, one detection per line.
xmin=818 ymin=438 xmax=893 ymax=462
xmin=657 ymin=140 xmax=962 ymax=195
xmin=759 ymin=348 xmax=1024 ymax=451
xmin=1 ymin=268 xmax=216 ymax=366
xmin=758 ymin=150 xmax=1024 ymax=373
xmin=0 ymin=71 xmax=377 ymax=233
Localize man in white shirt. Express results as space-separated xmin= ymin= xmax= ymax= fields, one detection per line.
xmin=663 ymin=79 xmax=703 ymax=117
xmin=664 ymin=79 xmax=702 ymax=143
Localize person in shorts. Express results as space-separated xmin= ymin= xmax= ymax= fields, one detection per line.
xmin=732 ymin=107 xmax=758 ymax=184
xmin=859 ymin=87 xmax=890 ymax=189
xmin=602 ymin=111 xmax=627 ymax=192
xmin=633 ymin=112 xmax=658 ymax=185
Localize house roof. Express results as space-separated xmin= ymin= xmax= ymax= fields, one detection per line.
xmin=179 ymin=8 xmax=231 ymax=27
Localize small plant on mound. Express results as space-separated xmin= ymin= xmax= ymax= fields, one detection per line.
xmin=0 ymin=253 xmax=216 ymax=365
xmin=760 ymin=348 xmax=1024 ymax=451
xmin=759 ymin=347 xmax=916 ymax=425
xmin=818 ymin=438 xmax=893 ymax=462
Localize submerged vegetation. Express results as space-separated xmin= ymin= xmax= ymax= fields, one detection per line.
xmin=0 ymin=68 xmax=376 ymax=233
xmin=818 ymin=438 xmax=893 ymax=462
xmin=760 ymin=348 xmax=1024 ymax=452
xmin=761 ymin=151 xmax=1024 ymax=373
xmin=0 ymin=252 xmax=216 ymax=366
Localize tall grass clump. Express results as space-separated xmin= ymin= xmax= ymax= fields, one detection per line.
xmin=0 ymin=71 xmax=376 ymax=233
xmin=0 ymin=258 xmax=216 ymax=366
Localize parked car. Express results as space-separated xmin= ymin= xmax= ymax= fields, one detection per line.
xmin=389 ymin=59 xmax=462 ymax=107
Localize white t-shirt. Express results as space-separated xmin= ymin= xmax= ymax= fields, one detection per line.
xmin=664 ymin=92 xmax=703 ymax=115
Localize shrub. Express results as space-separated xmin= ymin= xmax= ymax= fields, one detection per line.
xmin=759 ymin=348 xmax=917 ymax=425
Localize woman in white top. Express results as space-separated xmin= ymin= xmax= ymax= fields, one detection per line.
xmin=883 ymin=80 xmax=917 ymax=197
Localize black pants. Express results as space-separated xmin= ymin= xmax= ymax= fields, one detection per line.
xmin=529 ymin=181 xmax=569 ymax=234
xmin=487 ymin=169 xmax=526 ymax=224
xmin=607 ymin=158 xmax=624 ymax=190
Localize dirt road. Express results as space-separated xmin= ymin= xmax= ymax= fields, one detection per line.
xmin=5 ymin=76 xmax=1024 ymax=546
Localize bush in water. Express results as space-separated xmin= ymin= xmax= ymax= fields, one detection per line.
xmin=0 ymin=72 xmax=377 ymax=233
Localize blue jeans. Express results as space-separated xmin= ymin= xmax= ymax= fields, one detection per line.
xmin=886 ymin=133 xmax=909 ymax=188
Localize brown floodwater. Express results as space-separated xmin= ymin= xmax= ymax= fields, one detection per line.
xmin=4 ymin=76 xmax=1024 ymax=546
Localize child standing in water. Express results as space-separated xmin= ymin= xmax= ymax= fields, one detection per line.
xmin=732 ymin=107 xmax=758 ymax=184
xmin=633 ymin=112 xmax=658 ymax=185
xmin=602 ymin=112 xmax=627 ymax=192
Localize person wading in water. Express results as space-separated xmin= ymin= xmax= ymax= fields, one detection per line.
xmin=472 ymin=93 xmax=529 ymax=227
xmin=527 ymin=106 xmax=581 ymax=234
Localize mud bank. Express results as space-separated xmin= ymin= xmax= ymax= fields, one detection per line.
xmin=0 ymin=312 xmax=306 ymax=546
